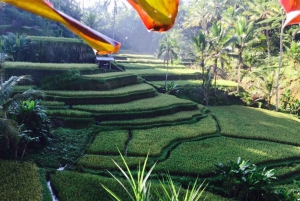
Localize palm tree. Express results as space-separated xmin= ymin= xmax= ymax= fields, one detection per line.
xmin=209 ymin=21 xmax=232 ymax=70
xmin=230 ymin=17 xmax=255 ymax=94
xmin=285 ymin=41 xmax=300 ymax=69
xmin=190 ymin=30 xmax=209 ymax=86
xmin=244 ymin=0 xmax=277 ymax=65
xmin=157 ymin=34 xmax=179 ymax=88
xmin=0 ymin=33 xmax=30 ymax=61
xmin=248 ymin=70 xmax=276 ymax=109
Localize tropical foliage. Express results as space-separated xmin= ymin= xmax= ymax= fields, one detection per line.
xmin=0 ymin=76 xmax=46 ymax=159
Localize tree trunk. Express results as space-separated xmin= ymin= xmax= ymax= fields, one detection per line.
xmin=201 ymin=55 xmax=205 ymax=86
xmin=237 ymin=52 xmax=242 ymax=94
xmin=165 ymin=61 xmax=169 ymax=88
xmin=266 ymin=29 xmax=271 ymax=65
xmin=276 ymin=25 xmax=284 ymax=111
xmin=214 ymin=58 xmax=218 ymax=90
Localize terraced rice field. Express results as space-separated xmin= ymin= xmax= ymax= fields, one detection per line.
xmin=5 ymin=53 xmax=300 ymax=201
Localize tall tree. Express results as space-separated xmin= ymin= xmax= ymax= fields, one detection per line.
xmin=190 ymin=30 xmax=209 ymax=86
xmin=157 ymin=34 xmax=179 ymax=88
xmin=208 ymin=21 xmax=232 ymax=70
xmin=230 ymin=16 xmax=255 ymax=94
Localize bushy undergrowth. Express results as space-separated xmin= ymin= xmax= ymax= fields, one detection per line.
xmin=0 ymin=160 xmax=42 ymax=201
xmin=27 ymin=127 xmax=97 ymax=168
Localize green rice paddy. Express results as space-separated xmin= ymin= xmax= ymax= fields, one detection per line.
xmin=3 ymin=62 xmax=97 ymax=70
xmin=155 ymin=137 xmax=300 ymax=175
xmin=73 ymin=94 xmax=196 ymax=113
xmin=44 ymin=83 xmax=154 ymax=98
xmin=210 ymin=106 xmax=300 ymax=145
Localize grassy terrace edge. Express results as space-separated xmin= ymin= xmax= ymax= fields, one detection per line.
xmin=3 ymin=62 xmax=98 ymax=70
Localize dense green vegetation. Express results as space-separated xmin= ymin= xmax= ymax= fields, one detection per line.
xmin=0 ymin=161 xmax=43 ymax=200
xmin=1 ymin=0 xmax=300 ymax=200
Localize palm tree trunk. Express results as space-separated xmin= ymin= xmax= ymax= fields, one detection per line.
xmin=201 ymin=55 xmax=205 ymax=86
xmin=266 ymin=29 xmax=271 ymax=65
xmin=214 ymin=58 xmax=218 ymax=90
xmin=237 ymin=53 xmax=242 ymax=94
xmin=165 ymin=62 xmax=169 ymax=88
xmin=276 ymin=24 xmax=284 ymax=111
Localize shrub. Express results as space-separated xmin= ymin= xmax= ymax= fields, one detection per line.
xmin=215 ymin=157 xmax=277 ymax=200
xmin=9 ymin=99 xmax=51 ymax=158
xmin=0 ymin=160 xmax=42 ymax=200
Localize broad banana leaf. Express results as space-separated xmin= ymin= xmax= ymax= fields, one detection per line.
xmin=280 ymin=0 xmax=300 ymax=27
xmin=127 ymin=0 xmax=180 ymax=32
xmin=1 ymin=0 xmax=121 ymax=54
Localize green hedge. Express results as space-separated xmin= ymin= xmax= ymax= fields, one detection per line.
xmin=87 ymin=130 xmax=129 ymax=155
xmin=128 ymin=116 xmax=217 ymax=156
xmin=210 ymin=106 xmax=300 ymax=146
xmin=0 ymin=160 xmax=42 ymax=201
xmin=155 ymin=137 xmax=300 ymax=176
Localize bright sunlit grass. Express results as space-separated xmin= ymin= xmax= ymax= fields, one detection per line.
xmin=210 ymin=105 xmax=300 ymax=145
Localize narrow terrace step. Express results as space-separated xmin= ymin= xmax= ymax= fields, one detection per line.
xmin=73 ymin=94 xmax=198 ymax=121
xmin=44 ymin=83 xmax=156 ymax=104
xmin=80 ymin=72 xmax=138 ymax=90
xmin=100 ymin=108 xmax=204 ymax=129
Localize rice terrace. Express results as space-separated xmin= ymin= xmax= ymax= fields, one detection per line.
xmin=0 ymin=0 xmax=300 ymax=201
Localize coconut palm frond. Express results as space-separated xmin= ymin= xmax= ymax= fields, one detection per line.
xmin=0 ymin=118 xmax=19 ymax=139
